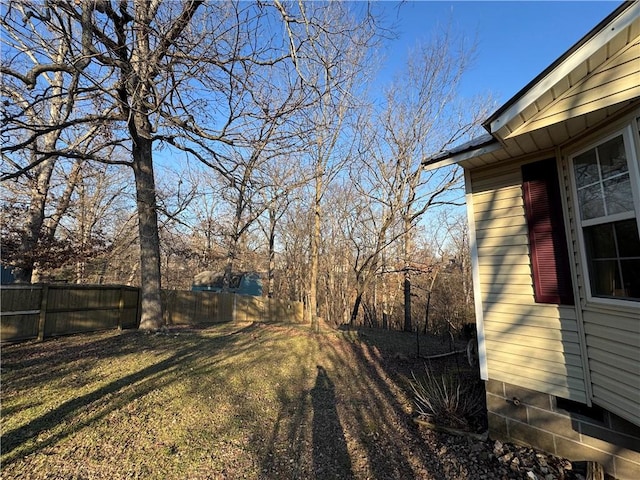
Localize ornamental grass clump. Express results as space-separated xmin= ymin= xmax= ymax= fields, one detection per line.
xmin=410 ymin=364 xmax=484 ymax=431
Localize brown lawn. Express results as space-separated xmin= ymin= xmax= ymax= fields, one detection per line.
xmin=1 ymin=322 xmax=558 ymax=479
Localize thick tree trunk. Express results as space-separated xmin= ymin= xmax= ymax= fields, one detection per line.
xmin=13 ymin=204 xmax=42 ymax=282
xmin=14 ymin=50 xmax=66 ymax=283
xmin=13 ymin=159 xmax=56 ymax=283
xmin=132 ymin=137 xmax=164 ymax=331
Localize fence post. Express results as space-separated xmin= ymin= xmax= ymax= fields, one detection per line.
xmin=117 ymin=286 xmax=124 ymax=330
xmin=232 ymin=294 xmax=237 ymax=323
xmin=135 ymin=287 xmax=142 ymax=328
xmin=37 ymin=285 xmax=49 ymax=341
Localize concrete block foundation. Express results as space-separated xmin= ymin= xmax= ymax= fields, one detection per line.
xmin=485 ymin=379 xmax=640 ymax=479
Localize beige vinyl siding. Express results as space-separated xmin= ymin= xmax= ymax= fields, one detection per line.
xmin=582 ymin=308 xmax=640 ymax=424
xmin=552 ymin=110 xmax=640 ymax=425
xmin=557 ymin=112 xmax=640 ymax=426
xmin=470 ymin=163 xmax=587 ymax=402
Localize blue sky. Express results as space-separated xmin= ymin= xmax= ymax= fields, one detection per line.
xmin=379 ymin=1 xmax=621 ymax=106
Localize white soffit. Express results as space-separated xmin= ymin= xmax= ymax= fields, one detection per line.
xmin=487 ymin=1 xmax=640 ymax=137
xmin=505 ymin=39 xmax=640 ymax=139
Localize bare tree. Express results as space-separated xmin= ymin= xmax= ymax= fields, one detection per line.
xmin=212 ymin=69 xmax=312 ymax=290
xmin=2 ymin=1 xmax=483 ymax=335
xmin=374 ymin=27 xmax=491 ymax=332
xmin=429 ymin=212 xmax=474 ymax=333
xmin=318 ymin=182 xmax=358 ymax=326
xmin=180 ymin=171 xmax=226 ymax=275
xmin=2 ymin=1 xmax=382 ymax=330
xmin=68 ymin=163 xmax=132 ymax=283
xmin=1 ymin=0 xmax=204 ymax=329
xmin=153 ymin=165 xmax=201 ymax=289
xmin=345 ymin=141 xmax=407 ymax=325
xmin=277 ymin=198 xmax=311 ymax=304
xmin=255 ymin=161 xmax=305 ymax=299
xmin=0 ymin=151 xmax=131 ymax=284
xmin=275 ymin=1 xmax=381 ymax=331
xmin=1 ymin=2 xmax=114 ymax=281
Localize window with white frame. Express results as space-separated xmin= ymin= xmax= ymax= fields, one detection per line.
xmin=570 ymin=123 xmax=640 ymax=302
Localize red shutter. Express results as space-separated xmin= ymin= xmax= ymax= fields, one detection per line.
xmin=522 ymin=159 xmax=574 ymax=305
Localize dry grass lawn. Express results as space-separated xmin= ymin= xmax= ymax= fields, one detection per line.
xmin=1 ymin=321 xmax=482 ymax=479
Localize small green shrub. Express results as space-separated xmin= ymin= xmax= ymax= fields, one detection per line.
xmin=410 ymin=365 xmax=484 ymax=431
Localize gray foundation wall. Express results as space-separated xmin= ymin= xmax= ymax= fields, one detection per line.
xmin=486 ymin=379 xmax=640 ymax=479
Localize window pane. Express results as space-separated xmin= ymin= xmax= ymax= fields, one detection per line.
xmin=584 ymin=223 xmax=616 ymax=258
xmin=615 ymin=220 xmax=640 ymax=257
xmin=574 ymin=148 xmax=599 ymax=188
xmin=597 ymin=135 xmax=628 ymax=180
xmin=584 ymin=220 xmax=640 ymax=300
xmin=578 ymin=184 xmax=604 ymax=220
xmin=620 ymin=259 xmax=640 ymax=300
xmin=603 ymin=174 xmax=633 ymax=216
xmin=589 ymin=259 xmax=620 ymax=297
xmin=573 ymin=129 xmax=640 ymax=301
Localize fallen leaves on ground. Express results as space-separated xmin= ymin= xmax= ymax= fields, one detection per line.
xmin=1 ymin=322 xmax=579 ymax=479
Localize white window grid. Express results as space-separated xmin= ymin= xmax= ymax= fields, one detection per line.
xmin=568 ymin=121 xmax=640 ymax=304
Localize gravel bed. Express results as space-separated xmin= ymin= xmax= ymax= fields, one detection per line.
xmin=409 ymin=434 xmax=589 ymax=480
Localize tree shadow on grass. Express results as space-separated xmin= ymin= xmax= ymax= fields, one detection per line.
xmin=0 ymin=322 xmax=264 ymax=466
xmin=0 ymin=341 xmax=202 ymax=463
xmin=2 ymin=323 xmax=486 ymax=479
xmin=256 ymin=327 xmax=436 ymax=479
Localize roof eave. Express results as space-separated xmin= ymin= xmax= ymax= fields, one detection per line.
xmin=423 ymin=138 xmax=502 ymax=171
xmin=483 ymin=1 xmax=639 ymax=136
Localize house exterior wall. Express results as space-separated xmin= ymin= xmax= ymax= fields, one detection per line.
xmin=442 ymin=6 xmax=640 ymax=477
xmin=558 ymin=111 xmax=640 ymax=428
xmin=582 ymin=308 xmax=640 ymax=424
xmin=468 ymin=110 xmax=640 ymax=479
xmin=469 ymin=160 xmax=588 ymax=402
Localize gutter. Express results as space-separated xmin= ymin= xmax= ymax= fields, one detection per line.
xmin=422 ymin=134 xmax=501 ymax=170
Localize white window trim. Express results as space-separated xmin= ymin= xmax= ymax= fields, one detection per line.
xmin=568 ymin=123 xmax=640 ymax=306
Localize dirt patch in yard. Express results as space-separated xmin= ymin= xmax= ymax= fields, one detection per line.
xmin=1 ymin=322 xmax=583 ymax=479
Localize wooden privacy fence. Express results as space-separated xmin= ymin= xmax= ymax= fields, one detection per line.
xmin=162 ymin=290 xmax=304 ymax=326
xmin=0 ymin=284 xmax=139 ymax=343
xmin=1 ymin=285 xmax=305 ymax=343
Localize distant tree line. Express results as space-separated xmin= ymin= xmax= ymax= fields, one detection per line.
xmin=1 ymin=1 xmax=490 ymax=333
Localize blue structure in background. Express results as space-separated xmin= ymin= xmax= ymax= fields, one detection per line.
xmin=1 ymin=264 xmax=16 ymax=285
xmin=191 ymin=271 xmax=262 ymax=296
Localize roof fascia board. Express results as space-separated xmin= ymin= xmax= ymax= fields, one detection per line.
xmin=423 ymin=140 xmax=502 ymax=171
xmin=486 ymin=1 xmax=640 ymax=136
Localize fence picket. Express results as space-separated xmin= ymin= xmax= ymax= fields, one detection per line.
xmin=2 ymin=285 xmax=305 ymax=342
